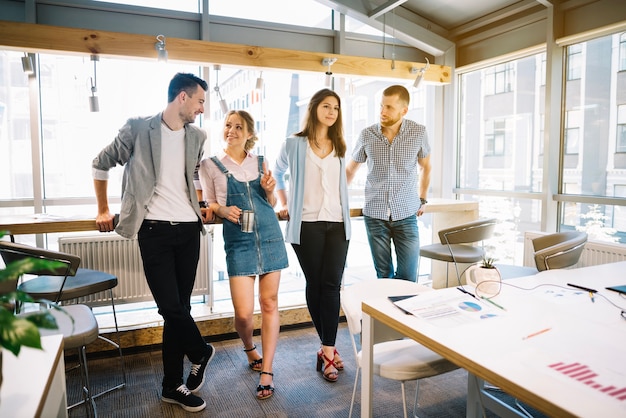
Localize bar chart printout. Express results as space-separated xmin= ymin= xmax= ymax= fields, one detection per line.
xmin=549 ymin=362 xmax=626 ymax=401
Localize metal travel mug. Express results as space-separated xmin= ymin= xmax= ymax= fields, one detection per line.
xmin=240 ymin=210 xmax=255 ymax=233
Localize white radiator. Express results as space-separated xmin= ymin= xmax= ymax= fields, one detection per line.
xmin=523 ymin=231 xmax=626 ymax=268
xmin=58 ymin=229 xmax=213 ymax=308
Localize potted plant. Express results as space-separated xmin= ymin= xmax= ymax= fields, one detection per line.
xmin=466 ymin=255 xmax=502 ymax=297
xmin=0 ymin=231 xmax=66 ymax=390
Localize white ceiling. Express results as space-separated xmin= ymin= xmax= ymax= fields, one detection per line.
xmin=316 ymin=0 xmax=548 ymax=55
xmin=400 ymin=0 xmax=536 ymax=31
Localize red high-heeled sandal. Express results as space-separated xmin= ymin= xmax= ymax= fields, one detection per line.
xmin=316 ymin=350 xmax=339 ymax=382
xmin=334 ymin=348 xmax=344 ymax=371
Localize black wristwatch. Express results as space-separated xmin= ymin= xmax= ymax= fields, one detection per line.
xmin=199 ymin=201 xmax=208 ymax=209
xmin=420 ymin=198 xmax=428 ymax=205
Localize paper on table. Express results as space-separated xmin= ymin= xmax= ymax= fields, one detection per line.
xmin=392 ymin=290 xmax=504 ymax=327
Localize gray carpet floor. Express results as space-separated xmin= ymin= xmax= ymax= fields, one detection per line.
xmin=65 ymin=323 xmax=545 ymax=417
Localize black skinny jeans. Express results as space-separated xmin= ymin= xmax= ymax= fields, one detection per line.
xmin=292 ymin=221 xmax=349 ymax=347
xmin=138 ymin=220 xmax=208 ymax=389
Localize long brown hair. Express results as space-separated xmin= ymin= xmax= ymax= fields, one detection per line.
xmin=295 ymin=89 xmax=346 ymax=158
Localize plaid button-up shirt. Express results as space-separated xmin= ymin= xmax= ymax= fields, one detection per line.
xmin=352 ymin=119 xmax=430 ymax=221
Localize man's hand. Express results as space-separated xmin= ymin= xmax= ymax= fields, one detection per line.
xmin=200 ymin=207 xmax=214 ymax=223
xmin=96 ymin=212 xmax=115 ymax=233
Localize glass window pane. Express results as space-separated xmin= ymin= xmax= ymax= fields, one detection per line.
xmin=92 ymin=0 xmax=199 ymax=13
xmin=560 ymin=203 xmax=624 ymax=244
xmin=209 ymin=0 xmax=332 ymax=29
xmin=0 ymin=51 xmax=33 ymax=199
xmin=563 ymin=33 xmax=626 ymax=199
xmin=38 ymin=53 xmax=200 ymax=199
xmin=459 ymin=195 xmax=542 ymax=265
xmin=561 ymin=32 xmax=626 ymax=244
xmin=458 ymin=53 xmax=545 ymax=192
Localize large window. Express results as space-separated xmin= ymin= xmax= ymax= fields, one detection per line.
xmin=458 ymin=53 xmax=545 ymax=263
xmin=560 ymin=33 xmax=626 ymax=243
xmin=0 ymin=51 xmax=33 ymax=200
xmin=37 ymin=54 xmax=200 ymax=200
xmin=1 ymin=47 xmax=434 ymax=311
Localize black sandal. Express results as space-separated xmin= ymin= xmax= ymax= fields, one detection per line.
xmin=256 ymin=371 xmax=275 ymax=400
xmin=244 ymin=344 xmax=263 ymax=372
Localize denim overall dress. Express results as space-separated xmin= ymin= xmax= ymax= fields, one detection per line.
xmin=211 ymin=155 xmax=288 ymax=277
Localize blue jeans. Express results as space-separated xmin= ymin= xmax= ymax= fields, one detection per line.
xmin=364 ymin=215 xmax=420 ymax=282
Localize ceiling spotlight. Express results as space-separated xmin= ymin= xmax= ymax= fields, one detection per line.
xmin=322 ymin=57 xmax=337 ymax=88
xmin=155 ymin=34 xmax=168 ymax=62
xmin=255 ymin=71 xmax=264 ymax=91
xmin=411 ymin=57 xmax=430 ymax=89
xmin=89 ymin=54 xmax=100 ymax=112
xmin=21 ymin=53 xmax=34 ymax=76
xmin=214 ymin=64 xmax=228 ymax=114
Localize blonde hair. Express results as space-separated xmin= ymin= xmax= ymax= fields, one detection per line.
xmin=225 ymin=110 xmax=259 ymax=151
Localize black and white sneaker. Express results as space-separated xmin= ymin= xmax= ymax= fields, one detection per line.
xmin=162 ymin=384 xmax=206 ymax=412
xmin=187 ymin=343 xmax=215 ymax=393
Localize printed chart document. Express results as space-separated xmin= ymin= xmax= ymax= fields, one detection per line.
xmin=391 ymin=289 xmax=505 ymax=327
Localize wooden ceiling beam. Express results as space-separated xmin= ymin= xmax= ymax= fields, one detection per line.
xmin=0 ymin=20 xmax=450 ymax=84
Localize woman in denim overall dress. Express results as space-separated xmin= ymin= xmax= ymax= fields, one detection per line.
xmin=198 ymin=110 xmax=288 ymax=400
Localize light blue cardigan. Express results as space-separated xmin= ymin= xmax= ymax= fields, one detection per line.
xmin=274 ymin=136 xmax=351 ymax=245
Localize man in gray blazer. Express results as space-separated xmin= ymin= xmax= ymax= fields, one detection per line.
xmin=92 ymin=73 xmax=214 ymax=413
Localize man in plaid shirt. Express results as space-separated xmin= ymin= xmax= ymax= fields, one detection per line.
xmin=346 ymin=85 xmax=431 ymax=282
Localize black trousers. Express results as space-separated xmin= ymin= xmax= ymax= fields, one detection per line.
xmin=291 ymin=221 xmax=349 ymax=347
xmin=138 ymin=220 xmax=208 ymax=389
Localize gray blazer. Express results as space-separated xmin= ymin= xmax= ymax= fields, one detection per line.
xmin=92 ymin=112 xmax=206 ymax=239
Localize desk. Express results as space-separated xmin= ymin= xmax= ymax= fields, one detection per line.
xmin=361 ymin=261 xmax=626 ymax=417
xmin=1 ymin=200 xmax=477 ymax=238
xmin=0 ymin=215 xmax=98 ymax=236
xmin=0 ymin=334 xmax=68 ymax=417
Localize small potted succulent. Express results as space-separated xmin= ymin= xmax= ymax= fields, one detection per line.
xmin=466 ymin=255 xmax=501 ymax=297
xmin=481 ymin=256 xmax=496 ymax=269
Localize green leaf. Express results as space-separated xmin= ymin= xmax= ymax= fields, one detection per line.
xmin=0 ymin=258 xmax=67 ymax=282
xmin=24 ymin=311 xmax=59 ymax=330
xmin=0 ymin=316 xmax=43 ymax=356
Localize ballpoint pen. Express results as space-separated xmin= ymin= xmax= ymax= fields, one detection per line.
xmin=457 ymin=287 xmax=477 ymax=299
xmin=567 ymin=283 xmax=598 ymax=293
xmin=523 ymin=327 xmax=552 ymax=340
xmin=480 ymin=295 xmax=507 ymax=311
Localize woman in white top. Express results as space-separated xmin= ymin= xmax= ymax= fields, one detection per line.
xmin=274 ymin=89 xmax=351 ymax=383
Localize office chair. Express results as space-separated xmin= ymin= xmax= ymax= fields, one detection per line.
xmin=532 ymin=231 xmax=587 ymax=271
xmin=418 ymin=218 xmax=497 ymax=287
xmin=497 ymin=231 xmax=588 ymax=279
xmin=341 ymin=279 xmax=459 ymax=418
xmin=0 ymin=240 xmax=126 ymax=414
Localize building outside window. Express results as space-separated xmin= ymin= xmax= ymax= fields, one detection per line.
xmin=618 ymin=104 xmax=626 ymax=153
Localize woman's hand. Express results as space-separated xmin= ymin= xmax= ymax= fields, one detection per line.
xmin=278 ymin=207 xmax=290 ymax=221
xmin=260 ymin=161 xmax=276 ymax=193
xmin=216 ymin=205 xmax=242 ymax=224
